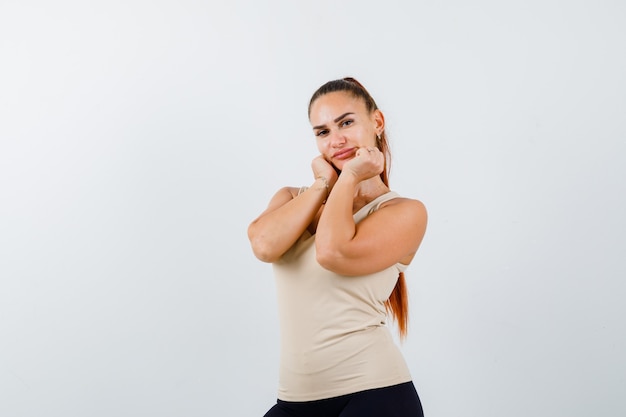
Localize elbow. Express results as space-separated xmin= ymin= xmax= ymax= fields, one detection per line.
xmin=250 ymin=242 xmax=281 ymax=263
xmin=248 ymin=226 xmax=281 ymax=263
xmin=316 ymin=243 xmax=361 ymax=276
xmin=315 ymin=245 xmax=343 ymax=273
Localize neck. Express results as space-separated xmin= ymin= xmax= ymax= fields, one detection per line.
xmin=353 ymin=176 xmax=389 ymax=206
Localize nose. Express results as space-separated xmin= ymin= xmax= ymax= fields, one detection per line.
xmin=329 ymin=130 xmax=346 ymax=148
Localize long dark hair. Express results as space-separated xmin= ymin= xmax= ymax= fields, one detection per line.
xmin=309 ymin=77 xmax=409 ymax=339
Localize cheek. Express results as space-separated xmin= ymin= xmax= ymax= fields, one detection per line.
xmin=315 ymin=139 xmax=328 ymax=154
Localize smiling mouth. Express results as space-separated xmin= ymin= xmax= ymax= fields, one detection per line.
xmin=332 ymin=148 xmax=356 ymax=160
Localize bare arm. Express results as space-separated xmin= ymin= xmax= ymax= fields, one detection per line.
xmin=315 ymin=149 xmax=427 ymax=276
xmin=248 ymin=155 xmax=339 ymax=263
xmin=247 ymin=179 xmax=328 ymax=263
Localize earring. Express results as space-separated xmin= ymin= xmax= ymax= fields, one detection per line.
xmin=376 ymin=133 xmax=382 ymax=142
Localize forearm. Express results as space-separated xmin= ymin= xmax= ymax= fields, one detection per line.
xmin=248 ymin=178 xmax=328 ymax=262
xmin=315 ymin=172 xmax=359 ymax=254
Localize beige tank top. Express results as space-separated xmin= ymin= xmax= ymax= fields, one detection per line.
xmin=272 ymin=191 xmax=412 ymax=401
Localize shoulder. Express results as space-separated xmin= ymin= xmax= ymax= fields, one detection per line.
xmin=256 ymin=186 xmax=301 ymax=214
xmin=362 ymin=195 xmax=427 ymax=233
xmin=374 ymin=196 xmax=428 ymax=237
xmin=377 ymin=197 xmax=427 ymax=265
xmin=271 ymin=186 xmax=302 ymax=200
xmin=380 ymin=196 xmax=427 ymax=218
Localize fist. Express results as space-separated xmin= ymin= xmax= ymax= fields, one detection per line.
xmin=311 ymin=155 xmax=338 ymax=186
xmin=343 ymin=147 xmax=384 ymax=182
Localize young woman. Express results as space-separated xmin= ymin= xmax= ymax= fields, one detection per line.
xmin=248 ymin=77 xmax=428 ymax=417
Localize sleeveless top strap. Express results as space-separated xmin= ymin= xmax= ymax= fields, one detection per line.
xmin=352 ymin=191 xmax=400 ymax=223
xmin=368 ymin=191 xmax=401 ymax=215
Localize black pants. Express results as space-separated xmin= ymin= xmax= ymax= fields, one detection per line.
xmin=263 ymin=381 xmax=423 ymax=417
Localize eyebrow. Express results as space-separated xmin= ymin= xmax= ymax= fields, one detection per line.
xmin=312 ymin=112 xmax=354 ymax=130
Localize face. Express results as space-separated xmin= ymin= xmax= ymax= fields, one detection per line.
xmin=309 ymin=91 xmax=384 ymax=170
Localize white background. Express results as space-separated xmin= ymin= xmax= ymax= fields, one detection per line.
xmin=1 ymin=1 xmax=625 ymax=416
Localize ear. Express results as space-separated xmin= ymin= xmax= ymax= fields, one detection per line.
xmin=372 ymin=109 xmax=385 ymax=135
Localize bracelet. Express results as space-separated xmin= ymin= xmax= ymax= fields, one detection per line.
xmin=316 ymin=176 xmax=330 ymax=203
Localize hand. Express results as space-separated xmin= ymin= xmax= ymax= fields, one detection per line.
xmin=342 ymin=147 xmax=384 ymax=182
xmin=311 ymin=155 xmax=338 ymax=188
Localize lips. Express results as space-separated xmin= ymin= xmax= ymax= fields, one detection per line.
xmin=332 ymin=147 xmax=356 ymax=160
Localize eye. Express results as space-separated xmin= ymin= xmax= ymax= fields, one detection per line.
xmin=340 ymin=119 xmax=354 ymax=127
xmin=315 ymin=129 xmax=329 ymax=137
